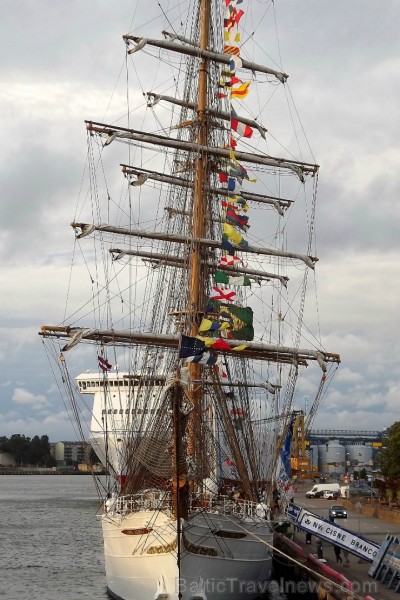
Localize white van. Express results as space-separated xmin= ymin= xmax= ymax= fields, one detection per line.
xmin=305 ymin=483 xmax=340 ymax=498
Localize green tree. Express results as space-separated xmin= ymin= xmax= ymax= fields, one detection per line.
xmin=1 ymin=434 xmax=56 ymax=467
xmin=380 ymin=422 xmax=400 ymax=479
xmin=39 ymin=435 xmax=56 ymax=467
xmin=4 ymin=434 xmax=31 ymax=465
xmin=30 ymin=435 xmax=43 ymax=465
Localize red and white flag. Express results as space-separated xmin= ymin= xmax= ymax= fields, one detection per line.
xmin=218 ymin=255 xmax=241 ymax=268
xmin=215 ymin=356 xmax=228 ymax=378
xmin=231 ymin=108 xmax=254 ymax=138
xmin=210 ymin=286 xmax=236 ymax=302
xmin=98 ymin=355 xmax=112 ymax=372
xmin=231 ymin=117 xmax=253 ymax=138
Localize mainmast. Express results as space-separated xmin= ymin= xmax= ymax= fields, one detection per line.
xmin=186 ymin=0 xmax=210 ymax=484
xmin=189 ymin=0 xmax=210 ymax=335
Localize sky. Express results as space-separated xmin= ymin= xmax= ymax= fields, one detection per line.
xmin=0 ymin=0 xmax=399 ymax=442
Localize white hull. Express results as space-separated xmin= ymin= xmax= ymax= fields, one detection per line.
xmin=102 ymin=499 xmax=273 ymax=600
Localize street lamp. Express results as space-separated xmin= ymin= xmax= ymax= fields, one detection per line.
xmin=355 ymin=499 xmax=363 ymax=533
xmin=344 ymin=451 xmax=350 ymax=484
xmin=354 ymin=454 xmax=364 ymax=533
xmin=335 ymin=452 xmax=340 ymax=480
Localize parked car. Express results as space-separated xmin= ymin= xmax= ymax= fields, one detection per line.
xmin=305 ymin=483 xmax=340 ymax=498
xmin=323 ymin=490 xmax=338 ymax=500
xmin=329 ymin=505 xmax=347 ymax=519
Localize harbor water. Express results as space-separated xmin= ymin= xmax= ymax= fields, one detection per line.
xmin=1 ymin=475 xmax=307 ymax=600
xmin=0 ymin=475 xmax=108 ymax=600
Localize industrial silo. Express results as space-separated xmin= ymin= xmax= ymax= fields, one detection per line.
xmin=318 ymin=440 xmax=345 ymax=478
xmin=346 ymin=445 xmax=373 ymax=468
xmin=309 ymin=445 xmax=319 ymax=471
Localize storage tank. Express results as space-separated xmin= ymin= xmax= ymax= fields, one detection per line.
xmin=345 ymin=445 xmax=373 ymax=467
xmin=309 ymin=445 xmax=319 ymax=470
xmin=318 ymin=440 xmax=345 ymax=477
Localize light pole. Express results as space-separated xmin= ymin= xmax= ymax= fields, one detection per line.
xmin=344 ymin=451 xmax=350 ymax=485
xmin=355 ymin=499 xmax=363 ymax=533
xmin=356 ymin=453 xmax=363 ymax=533
xmin=336 ymin=452 xmax=341 ymax=481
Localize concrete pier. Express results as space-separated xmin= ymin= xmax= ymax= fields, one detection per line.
xmin=285 ymin=481 xmax=400 ymax=599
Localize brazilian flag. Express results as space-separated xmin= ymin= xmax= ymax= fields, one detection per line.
xmin=204 ymin=301 xmax=254 ymax=341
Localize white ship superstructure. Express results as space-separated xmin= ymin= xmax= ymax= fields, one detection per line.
xmin=77 ymin=372 xmax=163 ymax=474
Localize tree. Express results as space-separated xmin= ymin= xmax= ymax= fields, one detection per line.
xmin=3 ymin=434 xmax=31 ymax=465
xmin=30 ymin=436 xmax=43 ymax=465
xmin=1 ymin=433 xmax=56 ymax=467
xmin=380 ymin=422 xmax=400 ymax=479
xmin=39 ymin=435 xmax=56 ymax=467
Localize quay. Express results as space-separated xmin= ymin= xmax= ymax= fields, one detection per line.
xmin=277 ymin=529 xmax=396 ymax=600
xmin=278 ymin=481 xmax=400 ymax=600
xmin=0 ymin=467 xmax=99 ymax=475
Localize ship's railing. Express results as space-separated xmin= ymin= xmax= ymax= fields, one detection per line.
xmin=105 ymin=489 xmax=172 ymax=515
xmin=191 ymin=495 xmax=271 ymax=521
xmin=105 ymin=490 xmax=270 ymax=521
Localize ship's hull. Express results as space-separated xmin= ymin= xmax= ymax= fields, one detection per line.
xmin=102 ymin=506 xmax=273 ymax=600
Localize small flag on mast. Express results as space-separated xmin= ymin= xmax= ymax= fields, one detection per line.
xmin=98 ymin=355 xmax=112 ymax=372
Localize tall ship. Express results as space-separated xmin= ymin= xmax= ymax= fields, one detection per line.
xmin=40 ymin=0 xmax=340 ymax=598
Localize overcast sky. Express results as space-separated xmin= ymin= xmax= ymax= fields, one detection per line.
xmin=0 ymin=0 xmax=399 ymax=442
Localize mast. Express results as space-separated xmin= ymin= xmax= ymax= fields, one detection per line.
xmin=172 ymin=375 xmax=188 ymax=522
xmin=186 ymin=0 xmax=211 ymax=461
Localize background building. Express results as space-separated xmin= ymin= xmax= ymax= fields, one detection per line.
xmin=0 ymin=452 xmax=15 ymax=466
xmin=51 ymin=441 xmax=89 ymax=467
xmin=307 ymin=429 xmax=382 ymax=478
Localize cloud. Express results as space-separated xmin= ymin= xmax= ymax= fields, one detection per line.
xmin=335 ymin=368 xmax=363 ymax=385
xmin=12 ymin=388 xmax=49 ymax=409
xmin=0 ymin=0 xmax=398 ymax=442
xmin=0 ymin=410 xmax=79 ymax=442
xmin=314 ymin=407 xmax=398 ymax=432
